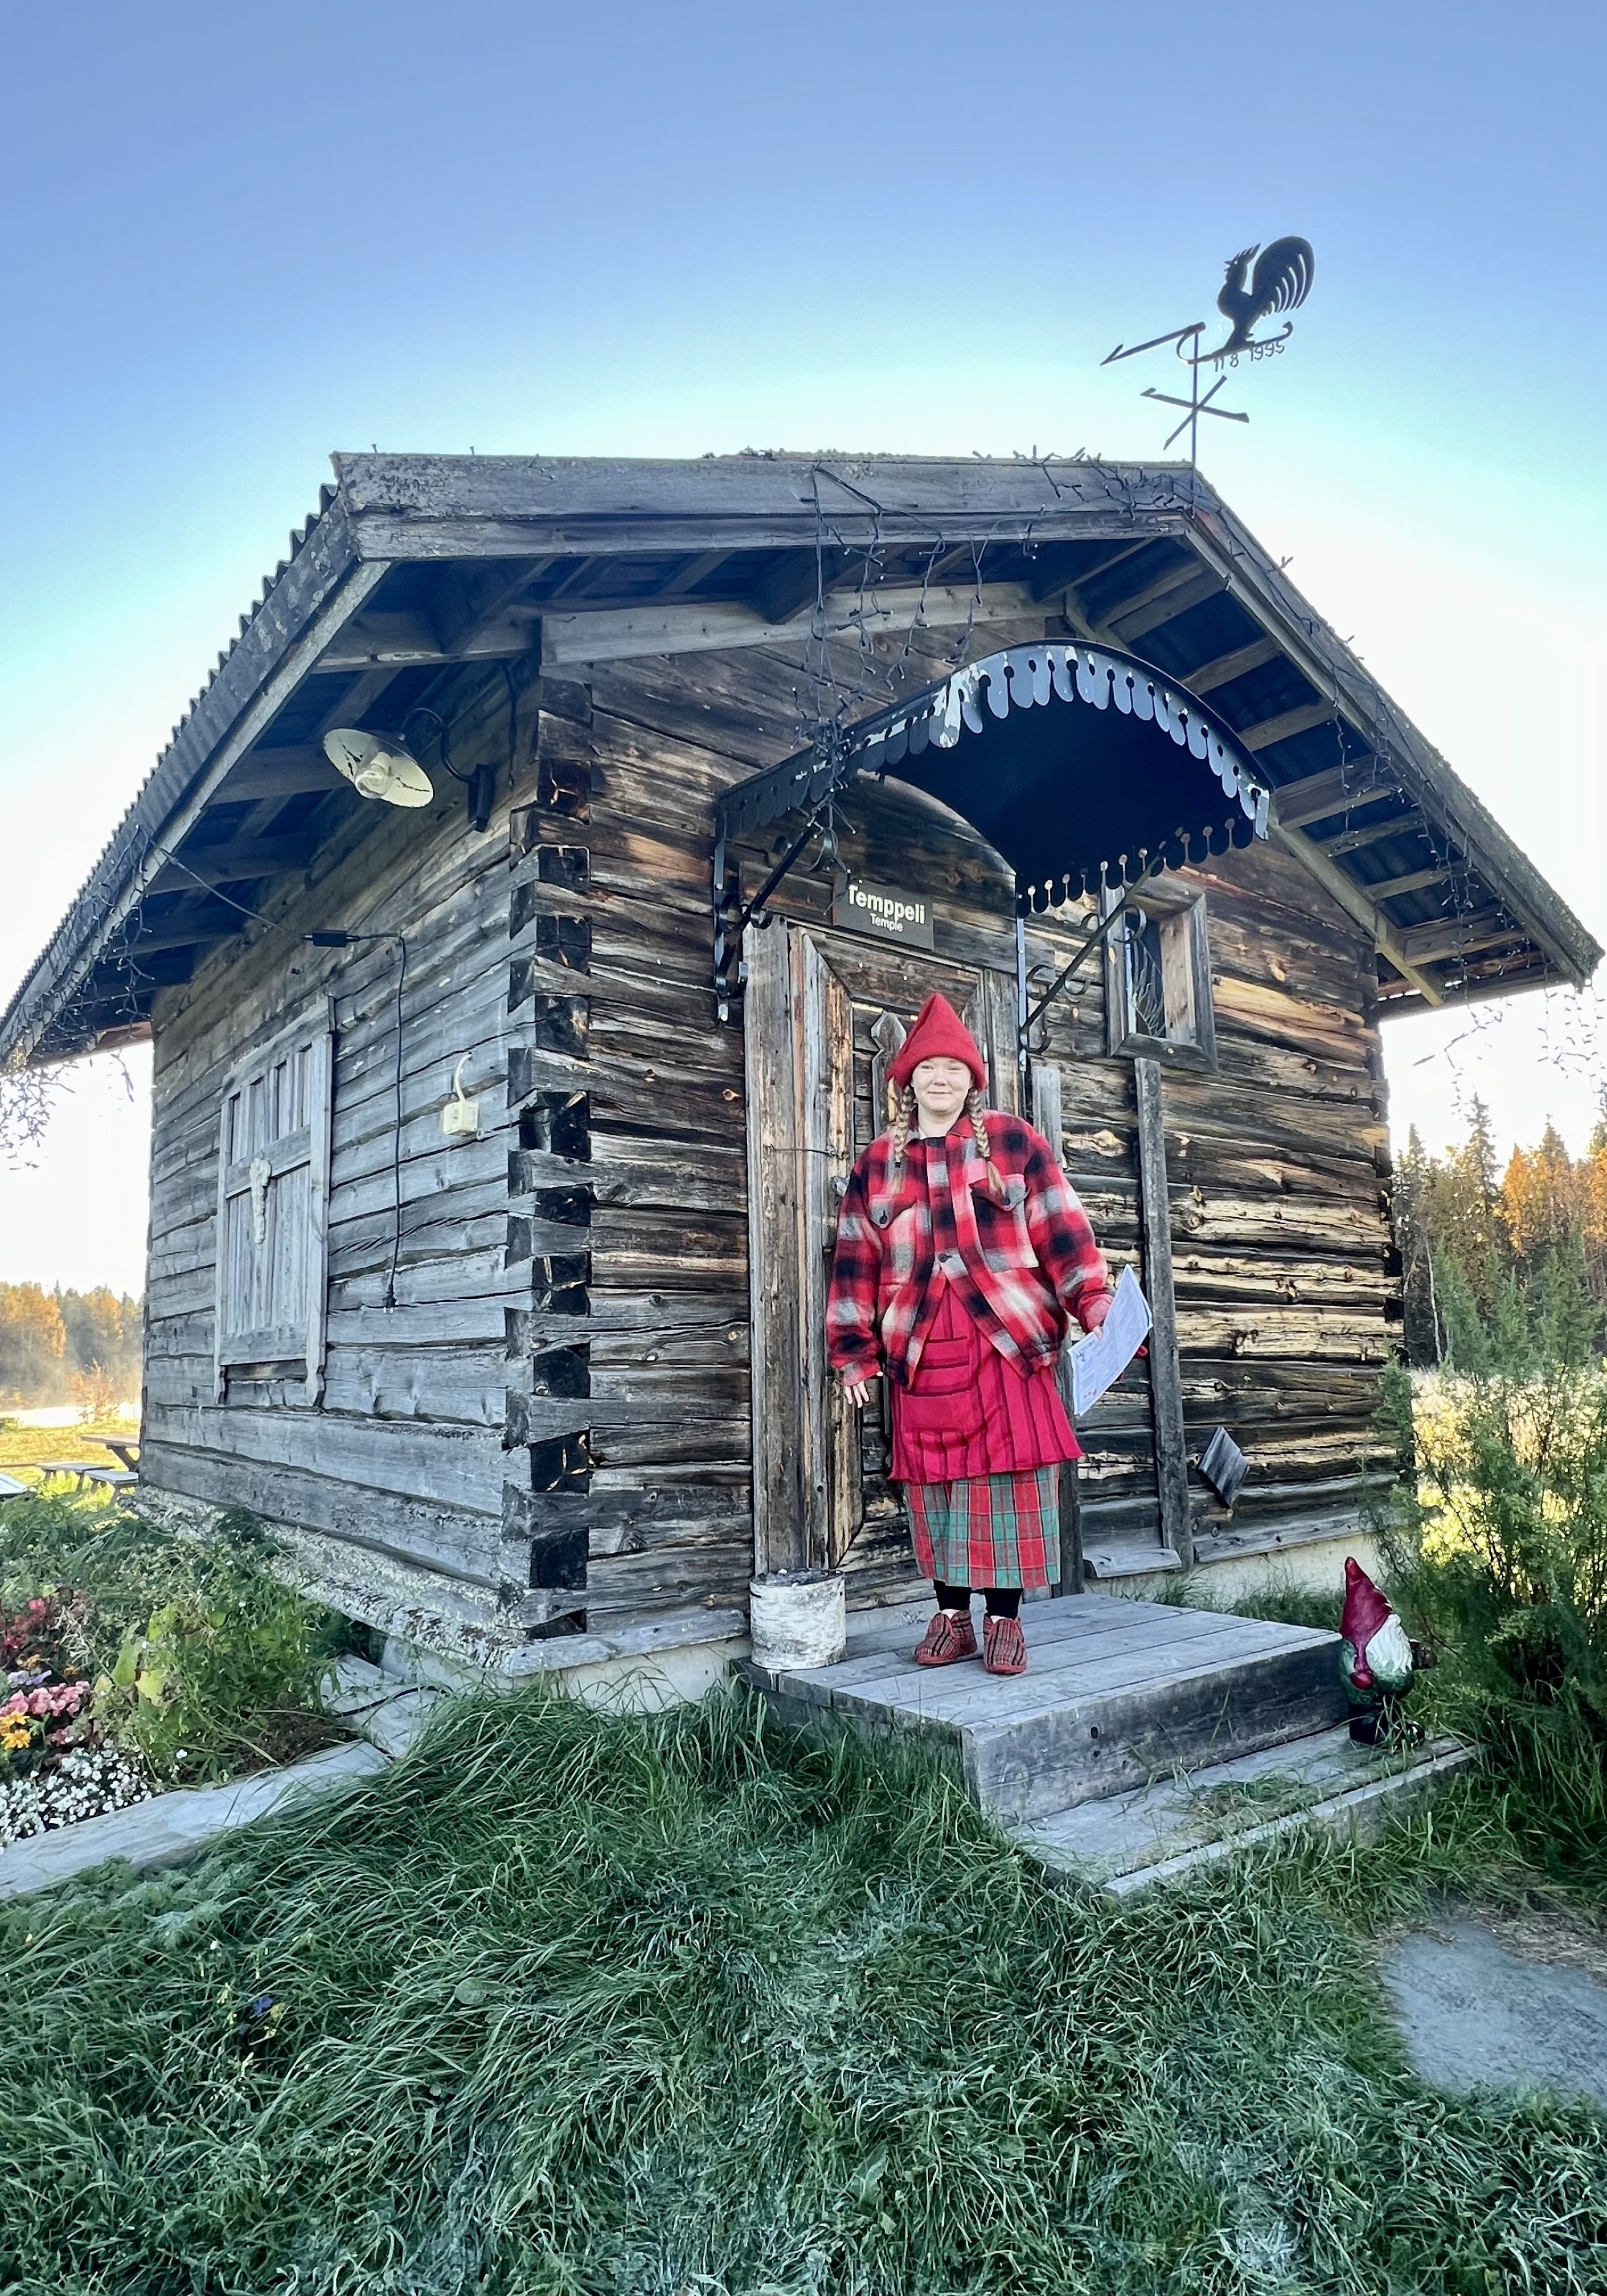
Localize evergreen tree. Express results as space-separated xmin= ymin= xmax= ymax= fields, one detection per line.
xmin=1394 ymin=1126 xmax=1442 ymax=1366
xmin=1390 ymin=1105 xmax=1606 ymax=1369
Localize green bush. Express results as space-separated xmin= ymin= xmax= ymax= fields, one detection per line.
xmin=1384 ymin=1359 xmax=1607 ymax=1885
xmin=0 ymin=1495 xmax=343 ymax=1782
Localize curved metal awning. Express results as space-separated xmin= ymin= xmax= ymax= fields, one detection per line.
xmin=716 ymin=641 xmax=1269 ymax=909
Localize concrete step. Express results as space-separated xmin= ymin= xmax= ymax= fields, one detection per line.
xmin=741 ymin=1592 xmax=1348 ymax=1826
xmin=1014 ymin=1725 xmax=1479 ymax=1895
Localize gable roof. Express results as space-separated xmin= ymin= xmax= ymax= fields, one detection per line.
xmin=2 ymin=452 xmax=1597 ymax=1065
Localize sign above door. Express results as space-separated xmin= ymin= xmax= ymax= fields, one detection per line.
xmin=830 ymin=876 xmax=936 ymax=950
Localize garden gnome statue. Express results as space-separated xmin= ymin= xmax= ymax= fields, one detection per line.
xmin=1339 ymin=1557 xmax=1416 ymax=1745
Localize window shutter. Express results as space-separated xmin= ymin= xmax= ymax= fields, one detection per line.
xmin=214 ymin=1016 xmax=333 ymax=1404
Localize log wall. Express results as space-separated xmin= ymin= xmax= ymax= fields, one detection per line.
xmin=140 ymin=609 xmax=1397 ymax=1651
xmin=142 ymin=668 xmax=546 ymax=1641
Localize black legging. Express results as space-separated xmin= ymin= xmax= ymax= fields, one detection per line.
xmin=933 ymin=1581 xmax=1022 ymax=1620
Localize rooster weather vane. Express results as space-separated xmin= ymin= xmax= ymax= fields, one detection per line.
xmin=1103 ymin=236 xmax=1315 ymax=464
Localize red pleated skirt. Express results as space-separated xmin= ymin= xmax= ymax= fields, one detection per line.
xmin=889 ymin=1283 xmax=1078 ymax=1591
xmin=889 ymin=1281 xmax=1079 ymax=1485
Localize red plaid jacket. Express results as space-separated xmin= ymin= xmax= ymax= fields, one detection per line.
xmin=827 ymin=1112 xmax=1112 ymax=1389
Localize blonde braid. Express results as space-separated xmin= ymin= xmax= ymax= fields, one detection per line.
xmin=968 ymin=1085 xmax=1006 ymax=1198
xmin=889 ymin=1084 xmax=917 ymax=1170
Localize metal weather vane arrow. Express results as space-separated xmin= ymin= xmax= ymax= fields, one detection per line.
xmin=1102 ymin=236 xmax=1316 ymax=463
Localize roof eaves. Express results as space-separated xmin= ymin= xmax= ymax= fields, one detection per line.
xmin=1183 ymin=482 xmax=1601 ymax=990
xmin=0 ymin=491 xmax=365 ymax=1069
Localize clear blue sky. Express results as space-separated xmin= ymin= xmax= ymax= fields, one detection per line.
xmin=2 ymin=0 xmax=1604 ymax=1293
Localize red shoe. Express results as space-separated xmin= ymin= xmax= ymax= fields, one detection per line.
xmin=912 ymin=1610 xmax=978 ymax=1666
xmin=983 ymin=1614 xmax=1027 ymax=1675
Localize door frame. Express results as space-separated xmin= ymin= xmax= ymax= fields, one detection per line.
xmin=742 ymin=918 xmax=1020 ymax=1580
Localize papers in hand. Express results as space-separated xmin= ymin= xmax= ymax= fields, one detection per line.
xmin=1068 ymin=1265 xmax=1152 ymax=1416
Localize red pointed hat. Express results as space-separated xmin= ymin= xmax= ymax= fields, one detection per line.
xmin=1340 ymin=1557 xmax=1392 ymax=1654
xmin=889 ymin=994 xmax=987 ymax=1092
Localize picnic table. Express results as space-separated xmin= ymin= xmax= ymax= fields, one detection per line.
xmin=33 ymin=1459 xmax=101 ymax=1484
xmin=32 ymin=1460 xmax=138 ymax=1491
xmin=0 ymin=1473 xmax=31 ymax=1504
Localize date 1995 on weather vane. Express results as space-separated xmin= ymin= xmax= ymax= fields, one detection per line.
xmin=1102 ymin=236 xmax=1315 ymax=464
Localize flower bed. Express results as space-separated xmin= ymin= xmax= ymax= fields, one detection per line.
xmin=2 ymin=1593 xmax=94 ymax=1754
xmin=0 ymin=1496 xmax=352 ymax=1851
xmin=0 ymin=1592 xmax=148 ymax=1842
xmin=1 ymin=1746 xmax=153 ymax=1846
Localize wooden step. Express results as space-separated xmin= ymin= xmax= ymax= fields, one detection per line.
xmin=740 ymin=1593 xmax=1347 ymax=1826
xmin=1013 ymin=1725 xmax=1479 ymax=1895
xmin=1083 ymin=1540 xmax=1183 ymax=1580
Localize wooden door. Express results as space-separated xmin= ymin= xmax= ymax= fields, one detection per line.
xmin=744 ymin=920 xmax=1020 ymax=1597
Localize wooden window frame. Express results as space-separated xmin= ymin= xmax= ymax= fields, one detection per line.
xmin=1102 ymin=878 xmax=1216 ymax=1072
xmin=212 ymin=1011 xmax=334 ymax=1406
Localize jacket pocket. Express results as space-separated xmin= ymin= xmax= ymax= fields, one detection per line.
xmin=970 ymin=1191 xmax=1035 ymax=1270
xmin=899 ymin=1383 xmax=984 ymax=1438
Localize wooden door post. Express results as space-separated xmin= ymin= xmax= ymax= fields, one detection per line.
xmin=1133 ymin=1056 xmax=1193 ymax=1568
xmin=1032 ymin=1059 xmax=1084 ymax=1598
xmin=742 ymin=921 xmax=807 ymax=1573
xmin=979 ymin=969 xmax=1023 ymax=1116
xmin=798 ymin=932 xmax=857 ymax=1567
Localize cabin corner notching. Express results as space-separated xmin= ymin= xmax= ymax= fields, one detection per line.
xmin=505 ymin=728 xmax=597 ymax=1637
xmin=1 ymin=455 xmax=1597 ymax=1666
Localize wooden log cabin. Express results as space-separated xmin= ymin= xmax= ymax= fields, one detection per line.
xmin=2 ymin=455 xmax=1596 ymax=1682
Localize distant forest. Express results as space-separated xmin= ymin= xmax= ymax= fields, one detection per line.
xmin=0 ymin=1284 xmax=142 ymax=1410
xmin=2 ymin=1103 xmax=1597 ymax=1407
xmin=1395 ymin=1099 xmax=1607 ymax=1367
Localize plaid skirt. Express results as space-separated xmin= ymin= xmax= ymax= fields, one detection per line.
xmin=905 ymin=1466 xmax=1061 ymax=1590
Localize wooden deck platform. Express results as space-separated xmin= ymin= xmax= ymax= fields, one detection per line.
xmin=740 ymin=1592 xmax=1349 ymax=1832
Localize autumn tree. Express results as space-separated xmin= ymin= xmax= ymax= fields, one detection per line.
xmin=1397 ymin=1101 xmax=1607 ymax=1368
xmin=56 ymin=1286 xmax=140 ymax=1392
xmin=1502 ymin=1123 xmax=1581 ymax=1268
xmin=0 ymin=1284 xmax=67 ymax=1403
xmin=0 ymin=1283 xmax=143 ymax=1404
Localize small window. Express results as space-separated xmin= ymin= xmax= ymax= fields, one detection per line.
xmin=214 ymin=1016 xmax=333 ymax=1404
xmin=1104 ymin=882 xmax=1215 ymax=1068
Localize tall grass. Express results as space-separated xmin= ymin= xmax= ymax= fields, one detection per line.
xmin=2 ymin=1684 xmax=1602 ymax=2295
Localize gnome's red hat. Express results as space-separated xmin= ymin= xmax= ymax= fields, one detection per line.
xmin=889 ymin=994 xmax=987 ymax=1093
xmin=1340 ymin=1557 xmax=1392 ymax=1683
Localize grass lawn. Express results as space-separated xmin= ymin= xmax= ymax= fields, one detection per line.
xmin=0 ymin=1417 xmax=138 ymax=1477
xmin=2 ymin=1684 xmax=1603 ymax=2295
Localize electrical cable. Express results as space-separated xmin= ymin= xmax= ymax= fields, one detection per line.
xmin=403 ymin=705 xmax=462 ymax=783
xmin=384 ymin=936 xmax=408 ymax=1313
xmin=144 ymin=845 xmax=291 ymax=934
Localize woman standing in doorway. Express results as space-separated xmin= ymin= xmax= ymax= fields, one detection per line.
xmin=827 ymin=994 xmax=1113 ymax=1675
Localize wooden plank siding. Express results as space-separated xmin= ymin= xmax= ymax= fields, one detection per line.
xmin=138 ymin=600 xmax=1399 ymax=1651
xmin=141 ymin=673 xmax=541 ymax=1636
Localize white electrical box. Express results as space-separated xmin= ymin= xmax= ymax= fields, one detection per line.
xmin=441 ymin=1058 xmax=480 ymax=1138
